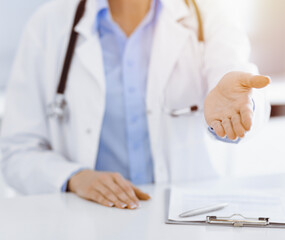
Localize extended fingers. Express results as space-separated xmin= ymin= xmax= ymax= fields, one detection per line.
xmin=240 ymin=105 xmax=253 ymax=131
xmin=113 ymin=174 xmax=140 ymax=204
xmin=103 ymin=174 xmax=139 ymax=209
xmin=80 ymin=171 xmax=150 ymax=209
xmin=94 ymin=182 xmax=128 ymax=209
xmin=231 ymin=114 xmax=246 ymax=138
xmin=88 ymin=190 xmax=114 ymax=208
xmin=221 ymin=115 xmax=246 ymax=140
xmin=222 ymin=118 xmax=236 ymax=140
xmin=218 ymin=113 xmax=247 ymax=140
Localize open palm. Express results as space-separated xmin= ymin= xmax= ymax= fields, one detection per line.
xmin=204 ymin=72 xmax=270 ymax=140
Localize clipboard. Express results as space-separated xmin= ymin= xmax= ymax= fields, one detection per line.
xmin=165 ymin=188 xmax=285 ymax=228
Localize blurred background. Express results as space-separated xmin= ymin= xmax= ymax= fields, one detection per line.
xmin=207 ymin=0 xmax=285 ymax=179
xmin=0 ymin=0 xmax=284 ymax=197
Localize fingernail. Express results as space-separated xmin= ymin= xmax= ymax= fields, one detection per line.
xmin=129 ymin=202 xmax=138 ymax=209
xmin=121 ymin=203 xmax=128 ymax=208
xmin=108 ymin=202 xmax=114 ymax=207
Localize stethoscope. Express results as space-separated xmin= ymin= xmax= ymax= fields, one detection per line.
xmin=47 ymin=0 xmax=204 ymax=120
xmin=47 ymin=0 xmax=87 ymax=120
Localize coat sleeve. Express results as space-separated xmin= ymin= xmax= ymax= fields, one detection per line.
xmin=0 ymin=13 xmax=85 ymax=195
xmin=200 ymin=0 xmax=271 ymax=137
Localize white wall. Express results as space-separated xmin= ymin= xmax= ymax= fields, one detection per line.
xmin=240 ymin=0 xmax=285 ymax=75
xmin=0 ymin=0 xmax=49 ymax=88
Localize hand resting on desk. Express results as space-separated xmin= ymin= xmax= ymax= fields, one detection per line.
xmin=67 ymin=170 xmax=151 ymax=209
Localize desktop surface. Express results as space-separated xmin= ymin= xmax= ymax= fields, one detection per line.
xmin=0 ymin=176 xmax=285 ymax=240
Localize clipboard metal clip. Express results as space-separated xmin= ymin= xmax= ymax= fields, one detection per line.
xmin=206 ymin=214 xmax=270 ymax=227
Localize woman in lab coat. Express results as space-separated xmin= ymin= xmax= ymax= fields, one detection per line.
xmin=1 ymin=0 xmax=270 ymax=209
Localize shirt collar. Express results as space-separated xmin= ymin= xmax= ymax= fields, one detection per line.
xmin=76 ymin=0 xmax=189 ymax=38
xmin=94 ymin=0 xmax=109 ymax=30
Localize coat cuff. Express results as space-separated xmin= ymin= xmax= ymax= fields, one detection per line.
xmin=208 ymin=127 xmax=240 ymax=144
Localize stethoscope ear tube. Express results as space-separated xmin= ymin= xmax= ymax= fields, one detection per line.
xmin=185 ymin=0 xmax=204 ymax=42
xmin=57 ymin=0 xmax=87 ymax=95
xmin=48 ymin=0 xmax=87 ymax=120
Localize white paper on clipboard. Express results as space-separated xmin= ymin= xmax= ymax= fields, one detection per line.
xmin=168 ymin=187 xmax=285 ymax=224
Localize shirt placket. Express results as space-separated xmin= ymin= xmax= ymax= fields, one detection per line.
xmin=122 ymin=39 xmax=147 ymax=183
xmin=121 ymin=2 xmax=157 ymax=184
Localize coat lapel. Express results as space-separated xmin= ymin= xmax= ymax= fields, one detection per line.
xmin=75 ymin=36 xmax=105 ymax=92
xmin=74 ymin=0 xmax=105 ymax=92
xmin=68 ymin=0 xmax=106 ymax=166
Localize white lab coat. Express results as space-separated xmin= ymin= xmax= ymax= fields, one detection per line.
xmin=1 ymin=0 xmax=269 ymax=194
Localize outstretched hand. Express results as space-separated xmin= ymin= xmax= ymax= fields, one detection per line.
xmin=204 ymin=71 xmax=270 ymax=140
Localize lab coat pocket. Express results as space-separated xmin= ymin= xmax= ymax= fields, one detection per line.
xmin=162 ymin=114 xmax=217 ymax=182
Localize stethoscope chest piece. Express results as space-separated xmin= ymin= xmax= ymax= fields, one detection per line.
xmin=47 ymin=94 xmax=69 ymax=121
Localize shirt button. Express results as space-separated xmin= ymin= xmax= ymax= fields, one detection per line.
xmin=131 ymin=116 xmax=138 ymax=123
xmin=128 ymin=87 xmax=135 ymax=93
xmin=127 ymin=60 xmax=133 ymax=67
xmin=133 ymin=143 xmax=140 ymax=150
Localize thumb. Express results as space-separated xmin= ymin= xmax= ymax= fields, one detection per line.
xmin=243 ymin=75 xmax=271 ymax=89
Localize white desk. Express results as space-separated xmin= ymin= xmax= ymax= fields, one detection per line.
xmin=0 ymin=176 xmax=285 ymax=240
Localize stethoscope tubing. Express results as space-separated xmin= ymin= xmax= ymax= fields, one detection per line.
xmin=57 ymin=0 xmax=87 ymax=95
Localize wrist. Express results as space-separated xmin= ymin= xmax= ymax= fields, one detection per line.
xmin=67 ymin=169 xmax=92 ymax=192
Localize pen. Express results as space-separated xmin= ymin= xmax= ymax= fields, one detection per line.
xmin=179 ymin=203 xmax=229 ymax=218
